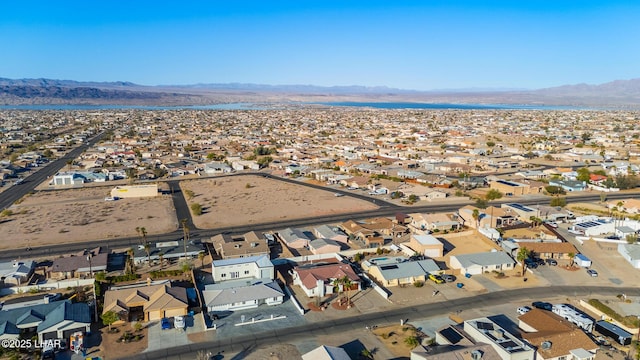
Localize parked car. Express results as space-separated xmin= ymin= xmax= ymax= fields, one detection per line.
xmin=546 ymin=259 xmax=558 ymax=266
xmin=334 ymin=193 xmax=344 ymax=197
xmin=524 ymin=258 xmax=538 ymax=269
xmin=442 ymin=274 xmax=456 ymax=283
xmin=605 ymin=235 xmax=620 ymax=240
xmin=174 ymin=315 xmax=185 ymax=329
xmin=587 ymin=269 xmax=599 ymax=277
xmin=531 ymin=301 xmax=553 ymax=311
xmin=545 ymin=221 xmax=559 ymax=228
xmin=517 ymin=306 xmax=531 ymax=315
xmin=161 ymin=317 xmax=171 ymax=330
xmin=428 ymin=273 xmax=444 ymax=284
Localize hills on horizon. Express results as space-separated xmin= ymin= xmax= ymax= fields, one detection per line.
xmin=1 ymin=77 xmax=640 ymax=108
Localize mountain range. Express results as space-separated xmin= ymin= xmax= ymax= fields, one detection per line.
xmin=1 ymin=77 xmax=639 ymax=108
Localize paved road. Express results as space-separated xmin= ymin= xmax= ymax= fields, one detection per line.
xmin=3 ymin=182 xmax=640 ymax=261
xmin=119 ymin=284 xmax=640 ymax=360
xmin=0 ymin=131 xmax=106 ymax=211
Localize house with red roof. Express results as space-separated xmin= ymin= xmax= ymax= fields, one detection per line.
xmin=292 ymin=263 xmax=361 ymax=298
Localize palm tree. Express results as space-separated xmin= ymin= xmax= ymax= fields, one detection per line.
xmin=568 ymin=252 xmax=575 ymax=267
xmin=180 ymin=218 xmax=190 ymax=259
xmin=158 ymin=252 xmax=164 ymax=270
xmin=144 ymin=242 xmax=151 ymax=267
xmin=332 ymin=277 xmax=344 ymax=302
xmin=126 ymin=248 xmax=135 ymax=275
xmin=341 ymin=275 xmax=353 ymax=308
xmin=198 ymin=252 xmax=205 ymax=269
xmin=516 ymin=247 xmax=530 ymax=276
xmin=472 ymin=209 xmax=480 ymax=228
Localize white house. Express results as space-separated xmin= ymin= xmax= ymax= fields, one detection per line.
xmin=450 ymin=251 xmax=515 ymax=275
xmin=203 ymin=255 xmax=283 ymax=312
xmin=618 ymin=243 xmax=640 ymax=269
xmin=211 ymin=255 xmax=274 ymax=283
xmin=202 ymin=279 xmax=284 ymax=312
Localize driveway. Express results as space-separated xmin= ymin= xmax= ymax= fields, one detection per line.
xmin=144 ymin=317 xmax=194 ymax=353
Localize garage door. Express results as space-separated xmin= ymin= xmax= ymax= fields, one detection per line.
xmin=148 ymin=310 xmax=163 ymax=321
xmin=164 ymin=308 xmax=186 ymax=318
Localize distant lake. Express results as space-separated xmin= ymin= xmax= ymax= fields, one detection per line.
xmin=315 ymin=102 xmax=581 ymax=110
xmin=0 ymin=102 xmax=584 ymax=111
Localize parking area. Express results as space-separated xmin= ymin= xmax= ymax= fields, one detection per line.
xmin=144 ymin=314 xmax=203 ymax=353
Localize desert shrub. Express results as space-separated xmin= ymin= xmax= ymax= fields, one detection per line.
xmin=413 ymin=280 xmax=424 ymax=288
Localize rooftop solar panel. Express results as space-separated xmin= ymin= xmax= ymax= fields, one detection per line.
xmin=476 ymin=321 xmax=494 ymax=330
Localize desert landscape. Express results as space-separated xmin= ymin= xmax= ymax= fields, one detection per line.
xmin=180 ymin=175 xmax=380 ymax=229
xmin=0 ymin=187 xmax=177 ymax=249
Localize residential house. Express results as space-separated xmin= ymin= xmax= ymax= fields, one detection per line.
xmin=203 ymin=255 xmax=283 ymax=312
xmin=463 ymin=317 xmax=535 ymax=360
xmin=211 ymin=231 xmax=270 ymax=259
xmin=518 ymin=309 xmax=598 ymax=360
xmin=0 ymin=260 xmax=35 ymax=286
xmin=407 ymin=235 xmax=444 ymax=258
xmin=203 ymin=161 xmax=232 ymax=174
xmin=314 ymin=225 xmax=349 ymax=244
xmin=449 ymin=251 xmax=515 ymax=275
xmin=412 ymin=213 xmax=461 ymax=232
xmin=0 ymin=300 xmax=91 ymax=343
xmin=339 ymin=218 xmax=409 ymax=248
xmin=302 ymin=345 xmax=351 ymax=360
xmin=501 ymin=203 xmax=540 ymax=221
xmin=519 ymin=242 xmax=578 ymax=261
xmin=618 ymin=243 xmax=640 ymax=269
xmin=308 ymin=239 xmax=342 ymax=255
xmin=489 ymin=179 xmax=543 ymax=196
xmin=49 ymin=248 xmax=108 ymax=280
xmin=548 ymin=180 xmax=587 ymax=192
xmin=292 ymin=262 xmax=361 ymax=298
xmin=278 ymin=228 xmax=312 ymax=249
xmin=421 ymin=189 xmax=447 ymax=201
xmin=458 ymin=205 xmax=517 ymax=229
xmin=364 ymin=257 xmax=441 ymax=287
xmin=412 ymin=334 xmax=501 ymax=360
xmin=202 ymin=279 xmax=284 ymax=312
xmin=131 ymin=239 xmax=204 ymax=265
xmin=210 ymin=255 xmax=274 ymax=283
xmin=102 ymin=281 xmax=188 ymax=321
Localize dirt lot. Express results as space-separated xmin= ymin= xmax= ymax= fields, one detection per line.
xmin=181 ymin=176 xmax=379 ymax=229
xmin=0 ymin=187 xmax=176 ymax=250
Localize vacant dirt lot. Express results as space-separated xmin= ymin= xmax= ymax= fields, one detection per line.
xmin=181 ymin=176 xmax=379 ymax=229
xmin=0 ymin=187 xmax=177 ymax=250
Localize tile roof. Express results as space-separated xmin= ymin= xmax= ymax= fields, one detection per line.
xmin=295 ymin=263 xmax=360 ymax=290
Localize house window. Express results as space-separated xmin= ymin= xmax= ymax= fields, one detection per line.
xmin=495 ymin=265 xmax=500 ymax=269
xmin=230 ymin=271 xmax=240 ymax=279
xmin=558 ymin=357 xmax=566 ymax=360
xmin=221 ymin=273 xmax=226 ymax=278
xmin=244 ymin=270 xmax=250 ymax=275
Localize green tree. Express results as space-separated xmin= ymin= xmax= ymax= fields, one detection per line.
xmin=485 ymin=189 xmax=503 ymax=201
xmin=191 ymin=203 xmax=203 ymax=216
xmin=181 ymin=262 xmax=192 ymax=274
xmin=550 ymin=196 xmax=567 ymax=207
xmin=472 ymin=209 xmax=480 ymax=227
xmin=94 ymin=271 xmax=106 ymax=282
xmin=101 ymin=310 xmax=119 ymax=331
xmin=144 ymin=242 xmax=151 ymax=267
xmin=516 ymin=247 xmax=531 ymax=276
xmin=404 ymin=335 xmax=420 ymax=348
xmin=181 ymin=218 xmax=190 ymax=259
xmin=486 ymin=141 xmax=495 ymax=147
xmin=627 ymin=234 xmax=638 ymax=244
xmin=341 ymin=275 xmax=353 ymax=308
xmin=544 ymin=186 xmax=565 ymax=195
xmin=184 ymin=189 xmax=195 ymax=200
xmin=125 ymin=168 xmax=137 ymax=183
xmin=257 ymin=156 xmax=273 ymax=167
xmin=576 ymin=167 xmax=590 ymax=182
xmin=475 ymin=198 xmax=488 ymax=209
xmin=568 ymin=252 xmax=575 ymax=267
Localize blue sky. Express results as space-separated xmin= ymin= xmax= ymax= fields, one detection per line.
xmin=1 ymin=1 xmax=638 ymax=90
